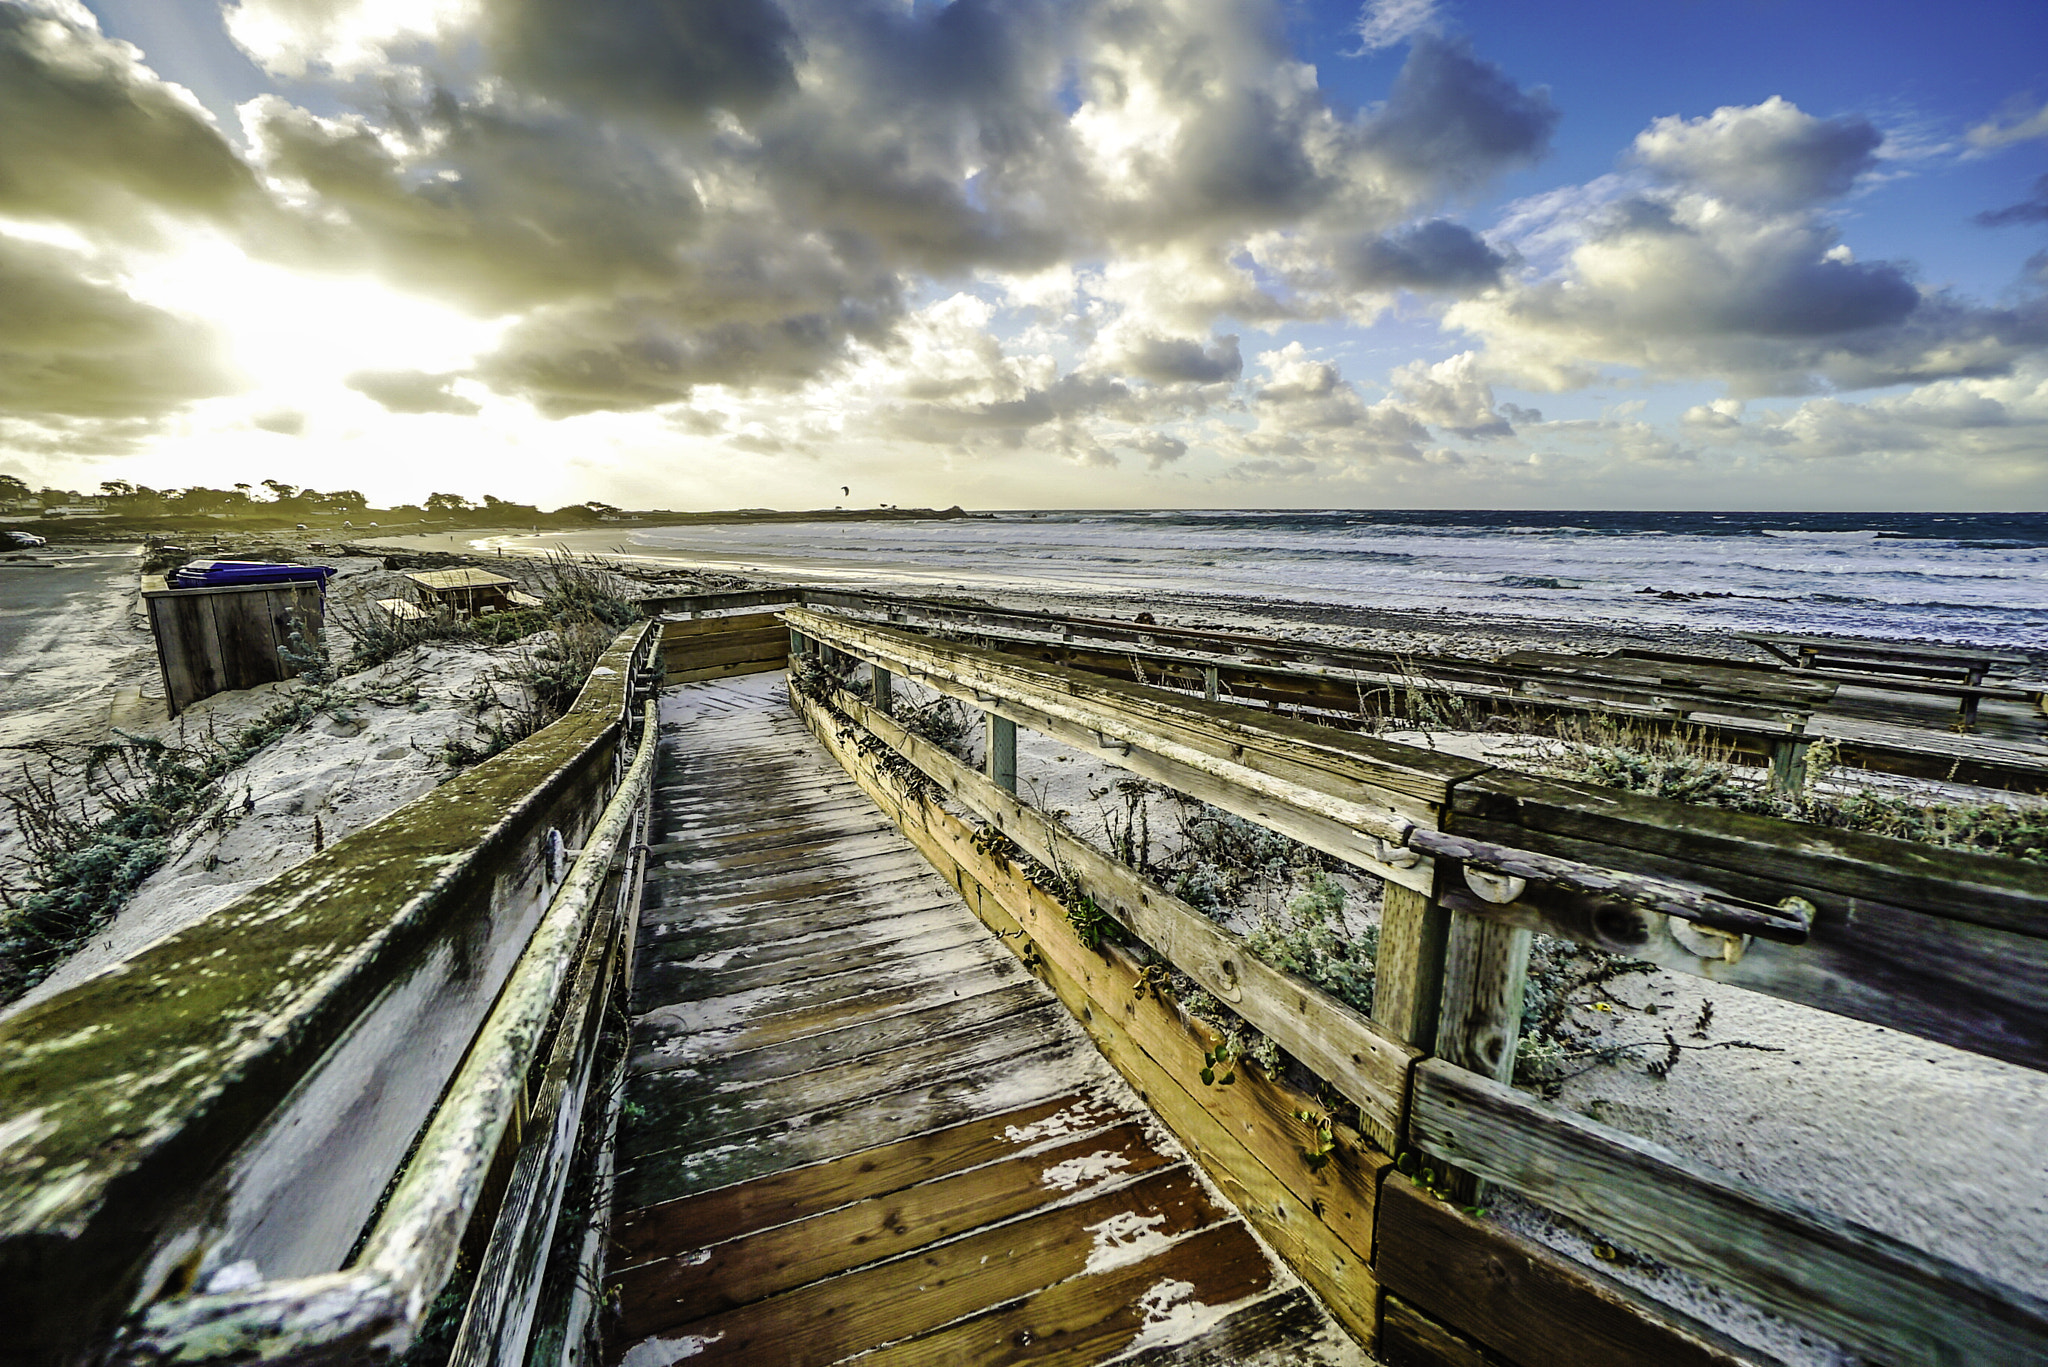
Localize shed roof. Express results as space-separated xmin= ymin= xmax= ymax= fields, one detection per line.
xmin=404 ymin=568 xmax=517 ymax=591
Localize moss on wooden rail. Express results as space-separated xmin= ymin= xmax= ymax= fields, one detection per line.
xmin=0 ymin=623 xmax=652 ymax=1363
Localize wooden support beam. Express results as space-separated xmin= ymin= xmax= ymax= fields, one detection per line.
xmin=1435 ymin=914 xmax=1530 ymax=1086
xmin=985 ymin=712 xmax=1016 ymax=794
xmin=1409 ymin=1060 xmax=2048 ymax=1367
xmin=819 ymin=685 xmax=1414 ymax=1150
xmin=1432 ymin=910 xmax=1531 ymax=1202
xmin=788 ymin=680 xmax=1391 ymax=1352
xmin=1373 ymin=880 xmax=1449 ymax=1057
xmin=871 ymin=666 xmax=892 ymax=716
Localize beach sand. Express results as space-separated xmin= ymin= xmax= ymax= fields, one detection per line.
xmin=3 ymin=525 xmax=2041 ymax=1363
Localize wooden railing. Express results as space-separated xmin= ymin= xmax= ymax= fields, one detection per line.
xmin=782 ymin=606 xmax=2048 ymax=1367
xmin=647 ymin=586 xmax=2048 ymax=795
xmin=0 ymin=621 xmax=679 ymax=1366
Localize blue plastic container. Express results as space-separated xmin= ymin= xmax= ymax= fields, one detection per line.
xmin=170 ymin=560 xmax=337 ymax=590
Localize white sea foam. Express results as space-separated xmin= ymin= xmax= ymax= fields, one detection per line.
xmin=611 ymin=511 xmax=2048 ymax=649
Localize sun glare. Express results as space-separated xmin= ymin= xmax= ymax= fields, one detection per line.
xmin=127 ymin=236 xmax=505 ymax=392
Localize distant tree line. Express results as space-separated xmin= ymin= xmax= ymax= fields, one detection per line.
xmin=0 ymin=474 xmax=625 ymax=525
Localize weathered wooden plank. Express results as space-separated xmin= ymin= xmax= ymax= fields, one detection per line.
xmin=1409 ymin=1059 xmax=2048 ymax=1367
xmin=636 ymin=891 xmax=962 ymax=957
xmin=665 ymin=658 xmax=785 ymax=685
xmin=1377 ymin=1293 xmax=1506 ymax=1367
xmin=785 ymin=608 xmax=1483 ymax=891
xmin=633 ymin=977 xmax=1042 ymax=1087
xmin=612 ymin=1090 xmax=1116 ymax=1268
xmin=616 ymin=1122 xmax=1176 ymax=1335
xmin=662 ymin=636 xmax=789 ymax=673
xmin=1451 ymin=769 xmax=2048 ymax=936
xmin=640 ymin=844 xmax=927 ymax=896
xmin=794 ymin=685 xmax=1386 ymax=1351
xmin=640 ymin=1167 xmax=1228 ymax=1367
xmin=1377 ymin=1179 xmax=1758 ymax=1367
xmin=849 ymin=1218 xmax=1278 ymax=1367
xmin=823 ymin=686 xmax=1416 ymax=1147
xmin=1445 ymin=817 xmax=2048 ymax=1071
xmin=632 ymin=918 xmax=997 ymax=1008
xmin=1113 ymin=1289 xmax=1363 ymax=1366
xmin=1374 ymin=880 xmax=1449 ymax=1055
xmin=630 ymin=953 xmax=1029 ymax=1072
xmin=622 ymin=1000 xmax=1066 ymax=1158
xmin=638 ymin=881 xmax=958 ymax=946
xmin=645 ymin=824 xmax=897 ymax=871
xmin=615 ymin=1043 xmax=1087 ymax=1210
xmin=635 ymin=874 xmax=952 ymax=942
xmin=660 ymin=612 xmax=787 ymax=639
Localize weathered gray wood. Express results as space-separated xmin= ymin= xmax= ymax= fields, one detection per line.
xmin=985 ymin=712 xmax=1016 ymax=793
xmin=1410 ymin=1059 xmax=2048 ymax=1367
xmin=822 ymin=686 xmax=1416 ymax=1150
xmin=1374 ymin=880 xmax=1448 ymax=1055
xmin=872 ymin=665 xmax=893 ymax=715
xmin=785 ymin=609 xmax=1477 ymax=891
xmin=1452 ymin=769 xmax=2048 ymax=937
xmin=1434 ymin=914 xmax=1529 ymax=1087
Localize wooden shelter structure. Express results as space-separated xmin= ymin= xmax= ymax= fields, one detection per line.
xmin=377 ymin=567 xmax=545 ymax=621
xmin=140 ymin=573 xmax=326 ymax=717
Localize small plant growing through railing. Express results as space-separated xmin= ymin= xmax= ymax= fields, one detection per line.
xmin=1200 ymin=1037 xmax=1238 ymax=1087
xmin=1292 ymin=1108 xmax=1338 ymax=1172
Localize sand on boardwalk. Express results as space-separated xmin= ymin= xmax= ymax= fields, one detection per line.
xmin=4 ymin=527 xmax=2041 ymax=1363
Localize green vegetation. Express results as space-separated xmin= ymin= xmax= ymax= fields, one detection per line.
xmin=1547 ymin=722 xmax=2047 ymax=863
xmin=0 ymin=688 xmax=339 ymax=1003
xmin=1245 ymin=872 xmax=1378 ymax=1017
xmin=0 ymin=556 xmax=642 ymax=1004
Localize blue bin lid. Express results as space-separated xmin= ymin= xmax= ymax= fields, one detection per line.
xmin=170 ymin=560 xmax=337 ymax=590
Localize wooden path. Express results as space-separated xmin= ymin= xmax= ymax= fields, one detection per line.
xmin=606 ymin=671 xmax=1364 ymax=1367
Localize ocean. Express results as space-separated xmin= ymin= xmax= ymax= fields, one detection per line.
xmin=608 ymin=510 xmax=2048 ymax=650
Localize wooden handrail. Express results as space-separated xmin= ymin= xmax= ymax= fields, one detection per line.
xmin=785 ymin=625 xmax=2048 ymax=1367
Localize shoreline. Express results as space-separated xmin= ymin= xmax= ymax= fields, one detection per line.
xmin=356 ymin=526 xmax=1995 ymax=667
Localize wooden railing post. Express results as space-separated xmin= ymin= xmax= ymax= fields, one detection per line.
xmin=1432 ymin=904 xmax=1532 ymax=1202
xmin=1436 ymin=911 xmax=1531 ymax=1086
xmin=872 ymin=665 xmax=893 ymax=716
xmin=1203 ymin=665 xmax=1219 ymax=701
xmin=986 ymin=712 xmax=1017 ymax=793
xmin=1373 ymin=879 xmax=1450 ymax=1055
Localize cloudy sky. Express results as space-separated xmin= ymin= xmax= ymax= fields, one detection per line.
xmin=3 ymin=0 xmax=2046 ymax=511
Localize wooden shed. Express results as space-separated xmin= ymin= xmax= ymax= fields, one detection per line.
xmin=389 ymin=568 xmax=543 ymax=617
xmin=142 ymin=575 xmax=327 ymax=717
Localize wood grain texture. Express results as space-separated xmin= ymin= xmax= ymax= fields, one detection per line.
xmin=1408 ymin=1060 xmax=2048 ymax=1367
xmin=615 ymin=1122 xmax=1175 ymax=1332
xmin=794 ymin=682 xmax=1386 ymax=1351
xmin=1376 ymin=1294 xmax=1508 ymax=1367
xmin=851 ymin=1219 xmax=1277 ymax=1367
xmin=824 ymin=686 xmax=1415 ymax=1149
xmin=1376 ymin=1179 xmax=1758 ymax=1367
xmin=612 ymin=1090 xmax=1109 ymax=1268
xmin=666 ymin=1167 xmax=1227 ymax=1366
xmin=1373 ymin=881 xmax=1448 ymax=1056
xmin=1452 ymin=769 xmax=2048 ymax=937
xmin=1433 ymin=914 xmax=1530 ymax=1087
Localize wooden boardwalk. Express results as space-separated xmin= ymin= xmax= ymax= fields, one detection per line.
xmin=606 ymin=671 xmax=1364 ymax=1366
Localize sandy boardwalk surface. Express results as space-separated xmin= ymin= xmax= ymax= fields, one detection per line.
xmin=5 ymin=529 xmax=2041 ymax=1363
